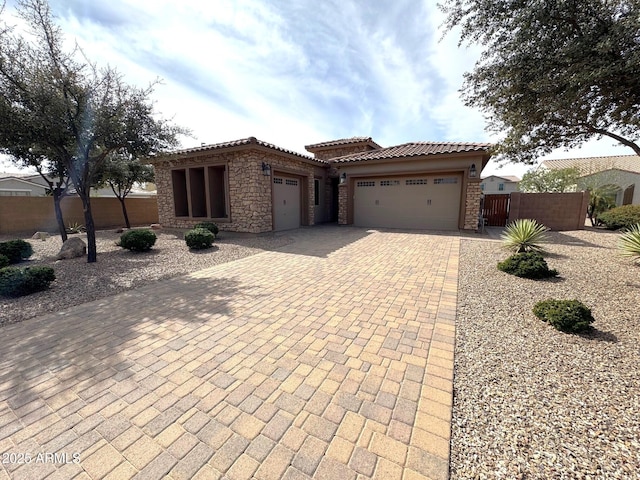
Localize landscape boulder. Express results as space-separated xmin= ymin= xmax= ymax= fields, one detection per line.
xmin=32 ymin=231 xmax=50 ymax=241
xmin=56 ymin=237 xmax=86 ymax=260
xmin=150 ymin=223 xmax=162 ymax=230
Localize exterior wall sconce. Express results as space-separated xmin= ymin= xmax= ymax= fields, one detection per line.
xmin=261 ymin=162 xmax=271 ymax=176
xmin=469 ymin=163 xmax=477 ymax=178
xmin=339 ymin=172 xmax=347 ymax=184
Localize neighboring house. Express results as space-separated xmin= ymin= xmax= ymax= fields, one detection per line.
xmin=0 ymin=173 xmax=49 ymax=196
xmin=480 ymin=175 xmax=520 ymax=194
xmin=0 ymin=172 xmax=156 ymax=198
xmin=150 ymin=136 xmax=492 ymax=233
xmin=541 ymin=155 xmax=640 ymax=205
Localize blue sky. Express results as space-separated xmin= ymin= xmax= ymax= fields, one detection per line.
xmin=0 ymin=0 xmax=633 ymax=177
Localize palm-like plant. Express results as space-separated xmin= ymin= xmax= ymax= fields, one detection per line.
xmin=501 ymin=219 xmax=549 ymax=253
xmin=619 ymin=224 xmax=640 ymax=262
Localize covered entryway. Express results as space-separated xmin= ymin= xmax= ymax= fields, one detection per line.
xmin=354 ymin=174 xmax=462 ymax=230
xmin=273 ymin=174 xmax=301 ymax=231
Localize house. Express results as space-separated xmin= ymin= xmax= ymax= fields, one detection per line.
xmin=150 ymin=136 xmax=492 ymax=233
xmin=541 ymin=155 xmax=640 ymax=205
xmin=0 ymin=173 xmax=50 ymax=196
xmin=0 ymin=172 xmax=156 ymax=198
xmin=480 ymin=175 xmax=520 ymax=194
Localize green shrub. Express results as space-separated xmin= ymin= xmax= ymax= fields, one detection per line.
xmin=0 ymin=239 xmax=33 ymax=264
xmin=598 ymin=205 xmax=640 ymax=230
xmin=185 ymin=228 xmax=215 ymax=250
xmin=532 ymin=299 xmax=595 ymax=333
xmin=501 ymin=219 xmax=548 ymax=253
xmin=118 ymin=229 xmax=157 ymax=252
xmin=497 ymin=251 xmax=558 ymax=279
xmin=0 ymin=254 xmax=8 ymax=268
xmin=193 ymin=222 xmax=219 ymax=237
xmin=619 ymin=223 xmax=640 ymax=261
xmin=0 ymin=265 xmax=56 ymax=297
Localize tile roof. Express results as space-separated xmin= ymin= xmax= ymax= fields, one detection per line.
xmin=541 ymin=155 xmax=640 ymax=175
xmin=482 ymin=174 xmax=521 ymax=182
xmin=329 ymin=141 xmax=493 ymax=163
xmin=154 ymin=137 xmax=323 ymax=164
xmin=305 ymin=137 xmax=382 ymax=150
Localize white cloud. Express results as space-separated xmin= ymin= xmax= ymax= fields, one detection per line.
xmin=1 ymin=0 xmax=635 ymax=177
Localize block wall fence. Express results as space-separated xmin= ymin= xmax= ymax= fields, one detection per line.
xmin=0 ymin=197 xmax=159 ymax=235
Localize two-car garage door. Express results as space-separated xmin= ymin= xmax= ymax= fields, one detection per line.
xmin=354 ymin=174 xmax=462 ymax=230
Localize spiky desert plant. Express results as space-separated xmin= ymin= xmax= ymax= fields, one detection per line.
xmin=619 ymin=224 xmax=640 ymax=262
xmin=501 ymin=219 xmax=548 ymax=253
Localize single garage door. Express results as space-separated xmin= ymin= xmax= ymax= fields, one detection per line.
xmin=354 ymin=175 xmax=462 ymax=230
xmin=273 ymin=175 xmax=301 ymax=231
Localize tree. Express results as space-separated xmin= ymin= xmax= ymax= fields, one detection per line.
xmin=99 ymin=153 xmax=155 ymax=229
xmin=440 ymin=0 xmax=640 ymax=164
xmin=29 ymin=154 xmax=72 ymax=242
xmin=519 ymin=167 xmax=580 ymax=193
xmin=0 ymin=0 xmax=185 ymax=262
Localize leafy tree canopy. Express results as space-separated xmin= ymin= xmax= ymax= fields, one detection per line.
xmin=440 ymin=0 xmax=640 ymax=163
xmin=0 ymin=0 xmax=187 ymax=261
xmin=519 ymin=166 xmax=580 ymax=192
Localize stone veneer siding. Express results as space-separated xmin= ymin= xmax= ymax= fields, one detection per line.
xmin=338 ymin=183 xmax=349 ymax=225
xmin=464 ymin=181 xmax=482 ymax=230
xmin=155 ymin=149 xmax=320 ymax=233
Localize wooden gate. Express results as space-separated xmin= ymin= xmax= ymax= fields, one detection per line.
xmin=482 ymin=194 xmax=510 ymax=226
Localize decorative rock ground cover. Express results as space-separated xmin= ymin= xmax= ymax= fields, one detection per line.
xmin=452 ymin=229 xmax=640 ymax=479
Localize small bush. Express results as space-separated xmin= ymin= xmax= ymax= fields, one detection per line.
xmin=598 ymin=205 xmax=640 ymax=230
xmin=497 ymin=251 xmax=558 ymax=279
xmin=501 ymin=219 xmax=548 ymax=253
xmin=0 ymin=254 xmax=8 ymax=268
xmin=0 ymin=265 xmax=56 ymax=297
xmin=118 ymin=229 xmax=157 ymax=252
xmin=532 ymin=299 xmax=595 ymax=333
xmin=185 ymin=228 xmax=215 ymax=250
xmin=193 ymin=222 xmax=219 ymax=237
xmin=619 ymin=223 xmax=640 ymax=261
xmin=0 ymin=239 xmax=33 ymax=264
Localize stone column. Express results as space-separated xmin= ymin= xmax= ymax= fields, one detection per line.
xmin=464 ymin=182 xmax=483 ymax=230
xmin=338 ymin=183 xmax=348 ymax=225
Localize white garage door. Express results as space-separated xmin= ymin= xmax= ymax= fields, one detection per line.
xmin=273 ymin=175 xmax=301 ymax=231
xmin=354 ymin=175 xmax=462 ymax=230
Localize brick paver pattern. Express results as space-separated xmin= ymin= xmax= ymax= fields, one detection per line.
xmin=0 ymin=227 xmax=459 ymax=480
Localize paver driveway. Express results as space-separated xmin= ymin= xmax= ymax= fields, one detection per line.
xmin=0 ymin=227 xmax=459 ymax=480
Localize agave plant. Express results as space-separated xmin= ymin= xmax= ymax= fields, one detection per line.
xmin=501 ymin=219 xmax=548 ymax=253
xmin=619 ymin=224 xmax=640 ymax=261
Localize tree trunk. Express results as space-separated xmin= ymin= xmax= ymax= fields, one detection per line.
xmin=118 ymin=197 xmax=131 ymax=229
xmin=79 ymin=192 xmax=97 ymax=263
xmin=53 ymin=189 xmax=68 ymax=242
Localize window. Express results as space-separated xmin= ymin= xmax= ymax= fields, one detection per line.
xmin=356 ymin=181 xmax=375 ymax=187
xmin=274 ymin=178 xmax=283 ymax=184
xmin=285 ymin=179 xmax=298 ymax=186
xmin=172 ymin=165 xmax=228 ymax=218
xmin=481 ymin=184 xmax=485 ymax=191
xmin=406 ymin=179 xmax=427 ymax=185
xmin=433 ymin=177 xmax=458 ymax=185
xmin=314 ymin=179 xmax=320 ymax=206
xmin=380 ymin=180 xmax=400 ymax=186
xmin=498 ymin=183 xmax=504 ymax=191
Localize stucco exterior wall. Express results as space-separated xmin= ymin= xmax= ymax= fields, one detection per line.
xmin=154 ymin=149 xmax=319 ymax=233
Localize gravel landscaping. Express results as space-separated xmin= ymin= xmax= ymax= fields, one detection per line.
xmin=0 ymin=228 xmax=293 ymax=327
xmin=452 ymin=229 xmax=640 ymax=479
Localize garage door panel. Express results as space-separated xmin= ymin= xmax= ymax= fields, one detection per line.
xmin=273 ymin=176 xmax=301 ymax=231
xmin=354 ymin=175 xmax=461 ymax=230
